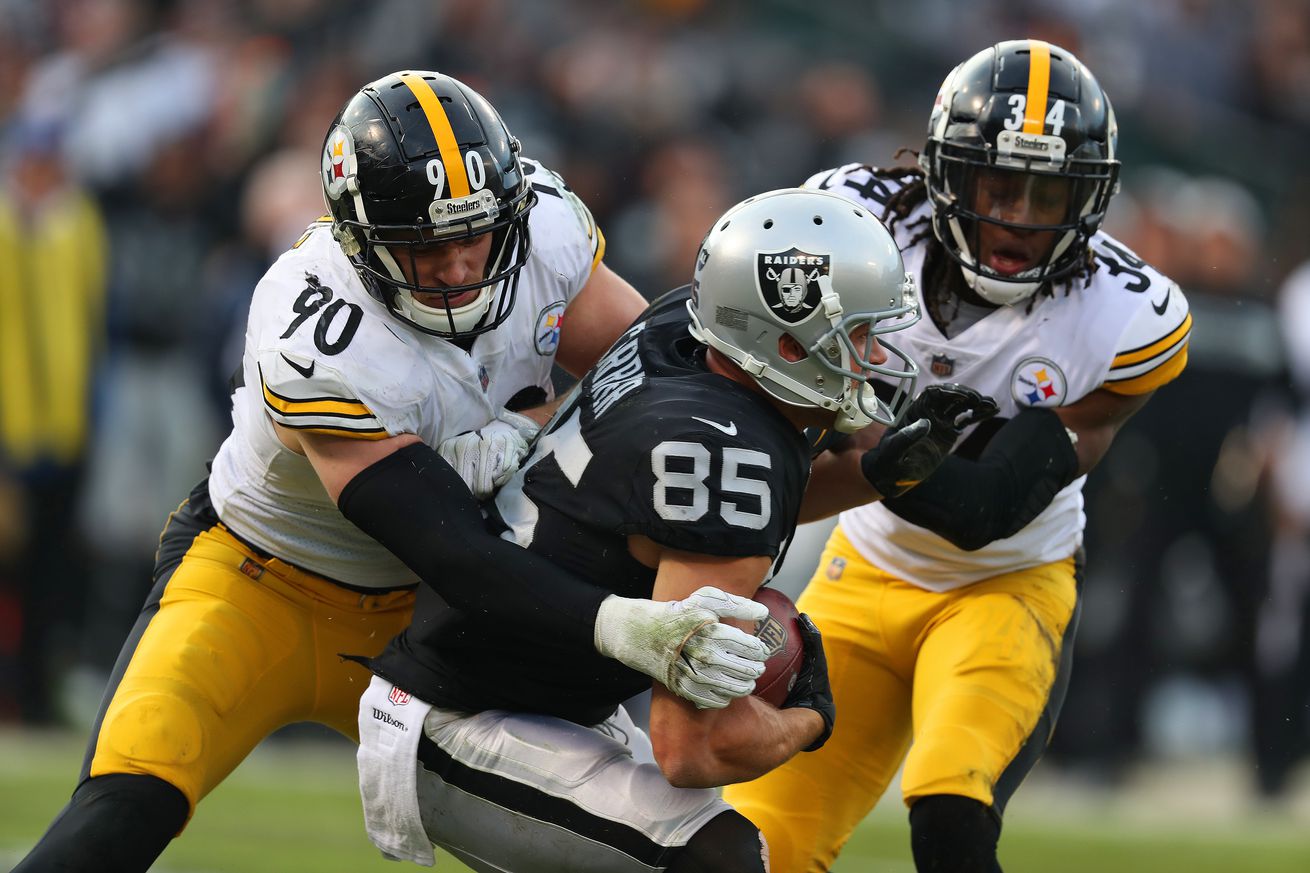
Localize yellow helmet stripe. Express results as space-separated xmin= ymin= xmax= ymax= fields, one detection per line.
xmin=1022 ymin=39 xmax=1051 ymax=134
xmin=399 ymin=72 xmax=471 ymax=199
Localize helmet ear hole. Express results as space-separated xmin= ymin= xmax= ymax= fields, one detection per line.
xmin=778 ymin=334 xmax=807 ymax=363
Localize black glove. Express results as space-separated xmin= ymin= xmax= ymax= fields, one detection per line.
xmin=903 ymin=383 xmax=999 ymax=449
xmin=781 ymin=613 xmax=835 ymax=752
xmin=860 ymin=384 xmax=999 ymax=498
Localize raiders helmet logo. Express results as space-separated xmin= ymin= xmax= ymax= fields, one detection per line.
xmin=756 ymin=248 xmax=829 ymax=325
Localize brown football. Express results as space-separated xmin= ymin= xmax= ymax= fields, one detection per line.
xmin=751 ymin=587 xmax=804 ymax=707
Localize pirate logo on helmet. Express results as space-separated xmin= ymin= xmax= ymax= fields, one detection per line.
xmin=756 ymin=248 xmax=829 ymax=325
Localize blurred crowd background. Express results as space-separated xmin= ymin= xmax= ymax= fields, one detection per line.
xmin=0 ymin=0 xmax=1308 ymax=805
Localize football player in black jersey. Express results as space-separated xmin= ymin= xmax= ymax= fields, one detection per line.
xmin=351 ymin=187 xmax=996 ymax=872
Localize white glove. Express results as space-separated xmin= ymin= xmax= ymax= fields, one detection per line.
xmin=437 ymin=410 xmax=541 ymax=499
xmin=594 ymin=586 xmax=770 ymax=709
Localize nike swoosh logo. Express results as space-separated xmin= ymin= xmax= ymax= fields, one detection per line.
xmin=281 ymin=353 xmax=315 ymax=379
xmin=693 ymin=416 xmax=737 ymax=436
xmin=1151 ymin=285 xmax=1172 ymax=316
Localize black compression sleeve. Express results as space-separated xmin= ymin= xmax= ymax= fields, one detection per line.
xmin=880 ymin=407 xmax=1079 ymax=551
xmin=337 ymin=442 xmax=607 ymax=650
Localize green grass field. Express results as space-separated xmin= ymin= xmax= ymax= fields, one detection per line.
xmin=2 ymin=727 xmax=1307 ymax=872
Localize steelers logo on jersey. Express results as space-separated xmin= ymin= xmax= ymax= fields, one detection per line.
xmin=534 ymin=300 xmax=566 ymax=355
xmin=322 ymin=124 xmax=356 ymax=201
xmin=757 ymin=248 xmax=829 ymax=325
xmin=1011 ymin=356 xmax=1067 ymax=407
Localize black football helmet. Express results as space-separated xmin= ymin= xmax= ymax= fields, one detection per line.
xmin=921 ymin=39 xmax=1120 ymax=305
xmin=321 ymin=70 xmax=536 ymax=337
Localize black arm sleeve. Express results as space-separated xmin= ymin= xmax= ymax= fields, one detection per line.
xmin=880 ymin=408 xmax=1080 ymax=551
xmin=337 ymin=442 xmax=608 ymax=651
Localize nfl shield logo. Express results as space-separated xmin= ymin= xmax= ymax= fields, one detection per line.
xmin=930 ymin=354 xmax=955 ymax=377
xmin=826 ymin=557 xmax=846 ymax=580
xmin=756 ymin=248 xmax=829 ymax=325
xmin=755 ymin=616 xmax=788 ymax=657
xmin=388 ymin=686 xmax=411 ymax=706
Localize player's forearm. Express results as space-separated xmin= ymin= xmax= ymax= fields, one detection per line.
xmin=800 ymin=446 xmax=880 ymax=522
xmin=882 ymin=407 xmax=1079 ymax=550
xmin=338 ymin=442 xmax=608 ymax=649
xmin=650 ymin=694 xmax=822 ymax=789
xmin=799 ymin=423 xmax=884 ymax=522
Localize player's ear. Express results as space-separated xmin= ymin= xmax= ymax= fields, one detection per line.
xmin=778 ymin=333 xmax=807 ymax=363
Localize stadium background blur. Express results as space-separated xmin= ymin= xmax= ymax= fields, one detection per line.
xmin=1 ymin=0 xmax=1308 ymax=870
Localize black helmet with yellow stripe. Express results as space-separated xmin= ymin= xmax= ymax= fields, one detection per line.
xmin=321 ymin=70 xmax=536 ymax=337
xmin=921 ymin=40 xmax=1120 ymax=306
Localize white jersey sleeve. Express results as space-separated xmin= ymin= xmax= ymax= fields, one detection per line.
xmin=1101 ymin=275 xmax=1192 ymax=396
xmin=521 ymin=158 xmax=605 ymax=289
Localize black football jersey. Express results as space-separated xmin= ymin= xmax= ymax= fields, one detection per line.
xmin=365 ymin=287 xmax=812 ymax=724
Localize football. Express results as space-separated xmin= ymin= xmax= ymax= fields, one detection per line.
xmin=751 ymin=587 xmax=804 ymax=707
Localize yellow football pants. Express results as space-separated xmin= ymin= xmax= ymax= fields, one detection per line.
xmin=87 ymin=521 xmax=414 ymax=817
xmin=725 ymin=525 xmax=1079 ymax=873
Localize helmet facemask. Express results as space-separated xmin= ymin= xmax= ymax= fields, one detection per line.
xmin=807 ymin=297 xmax=921 ymax=431
xmin=342 ymin=185 xmax=536 ymax=337
xmin=926 ymin=139 xmax=1118 ymax=305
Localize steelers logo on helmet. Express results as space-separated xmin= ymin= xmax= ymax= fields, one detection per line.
xmin=321 ymin=124 xmax=356 ymax=201
xmin=756 ymin=248 xmax=829 ymax=325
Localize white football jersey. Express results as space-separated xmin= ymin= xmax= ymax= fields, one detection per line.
xmin=806 ymin=164 xmax=1191 ymax=590
xmin=208 ymin=159 xmax=604 ymax=588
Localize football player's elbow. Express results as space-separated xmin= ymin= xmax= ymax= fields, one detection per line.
xmin=658 ymin=757 xmax=720 ymax=789
xmin=652 ymin=733 xmax=718 ymax=789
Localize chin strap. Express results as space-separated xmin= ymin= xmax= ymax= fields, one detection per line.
xmin=962 ymin=263 xmax=1041 ymax=306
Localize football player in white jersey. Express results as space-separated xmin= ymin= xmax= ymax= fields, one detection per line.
xmin=725 ymin=40 xmax=1193 ymax=873
xmin=15 ymin=71 xmax=776 ymax=872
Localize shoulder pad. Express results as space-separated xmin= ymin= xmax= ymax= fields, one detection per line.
xmin=522 ymin=158 xmax=603 ymax=276
xmin=290 ymin=216 xmax=333 ymax=252
xmin=802 ymin=163 xmax=911 ymax=215
xmin=1102 ymin=277 xmax=1191 ymax=396
xmin=249 ymin=251 xmax=428 ymax=437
